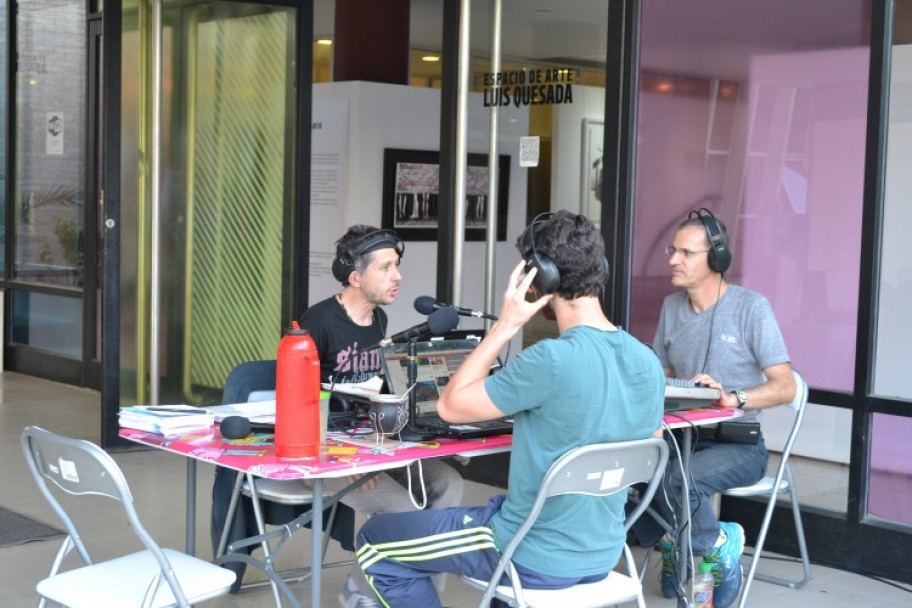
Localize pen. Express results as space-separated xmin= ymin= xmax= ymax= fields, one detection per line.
xmin=144 ymin=407 xmax=200 ymax=414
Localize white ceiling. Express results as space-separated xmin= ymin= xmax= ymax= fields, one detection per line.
xmin=315 ymin=0 xmax=869 ymax=81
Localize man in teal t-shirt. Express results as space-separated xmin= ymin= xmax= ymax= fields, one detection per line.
xmin=354 ymin=211 xmax=665 ymax=608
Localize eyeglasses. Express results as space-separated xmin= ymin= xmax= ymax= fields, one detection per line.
xmin=664 ymin=245 xmax=710 ymax=259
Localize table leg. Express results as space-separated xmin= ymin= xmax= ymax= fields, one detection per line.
xmin=311 ymin=478 xmax=324 ymax=608
xmin=677 ymin=428 xmax=692 ymax=608
xmin=186 ymin=458 xmax=197 ymax=555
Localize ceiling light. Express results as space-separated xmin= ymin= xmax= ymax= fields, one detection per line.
xmin=316 ymin=39 xmax=333 ymax=46
xmin=422 ymin=55 xmax=440 ymax=62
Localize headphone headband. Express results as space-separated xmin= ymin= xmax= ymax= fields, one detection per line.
xmin=688 ymin=208 xmax=731 ymax=273
xmin=331 ymin=228 xmax=404 ymax=283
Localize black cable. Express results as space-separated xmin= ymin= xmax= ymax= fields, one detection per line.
xmin=699 ymin=272 xmax=724 ymax=375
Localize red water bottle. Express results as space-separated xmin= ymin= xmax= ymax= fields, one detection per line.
xmin=275 ymin=321 xmax=321 ymax=458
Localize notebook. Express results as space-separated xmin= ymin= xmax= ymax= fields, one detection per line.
xmin=380 ymin=338 xmax=513 ymax=439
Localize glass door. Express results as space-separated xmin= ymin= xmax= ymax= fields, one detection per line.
xmin=117 ymin=0 xmax=299 ymax=409
xmin=8 ymin=0 xmax=91 ymax=385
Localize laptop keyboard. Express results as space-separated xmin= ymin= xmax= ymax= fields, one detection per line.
xmin=418 ymin=414 xmax=512 ymax=431
xmin=665 ymin=377 xmax=709 ymax=388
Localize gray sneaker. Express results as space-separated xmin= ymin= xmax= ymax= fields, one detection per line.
xmin=338 ymin=574 xmax=381 ymax=608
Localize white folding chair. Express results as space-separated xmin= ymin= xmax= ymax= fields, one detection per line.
xmin=723 ymin=369 xmax=812 ymax=608
xmin=21 ymin=425 xmax=236 ymax=608
xmin=461 ymin=436 xmax=669 ymax=608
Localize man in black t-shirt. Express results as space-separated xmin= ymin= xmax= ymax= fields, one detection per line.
xmin=300 ymin=225 xmax=464 ymax=608
xmin=300 ymin=225 xmax=400 ymax=384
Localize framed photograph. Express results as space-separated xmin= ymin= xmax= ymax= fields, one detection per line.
xmin=581 ymin=119 xmax=604 ymax=227
xmin=382 ymin=148 xmax=511 ymax=241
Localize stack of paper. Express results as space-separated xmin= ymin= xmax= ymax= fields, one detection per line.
xmin=118 ymin=405 xmax=214 ymax=436
xmin=203 ymin=400 xmax=276 ymax=423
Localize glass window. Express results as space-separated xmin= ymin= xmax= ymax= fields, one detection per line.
xmin=874 ymin=15 xmax=912 ymax=401
xmin=631 ymin=0 xmax=870 ymax=515
xmin=0 ymin=1 xmax=6 ymax=277
xmin=869 ymin=1 xmax=912 ymax=527
xmin=14 ymin=0 xmax=86 ymax=288
xmin=11 ymin=291 xmax=82 ymax=357
xmin=631 ymin=0 xmax=870 ymax=395
xmin=869 ymin=414 xmax=912 ymax=526
xmin=120 ymin=1 xmax=294 ymax=406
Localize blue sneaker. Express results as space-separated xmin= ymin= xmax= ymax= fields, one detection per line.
xmin=658 ymin=537 xmax=679 ymax=598
xmin=702 ymin=522 xmax=745 ymax=608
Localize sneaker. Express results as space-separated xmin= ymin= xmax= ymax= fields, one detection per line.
xmin=701 ymin=522 xmax=745 ymax=608
xmin=658 ymin=536 xmax=679 ymax=598
xmin=338 ymin=574 xmax=381 ymax=608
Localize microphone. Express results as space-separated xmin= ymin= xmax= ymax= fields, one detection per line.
xmin=376 ymin=307 xmax=459 ymax=348
xmin=219 ymin=416 xmax=275 ymax=439
xmin=414 ymin=295 xmax=498 ymax=321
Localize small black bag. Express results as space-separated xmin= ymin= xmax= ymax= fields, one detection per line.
xmin=717 ymin=420 xmax=761 ymax=444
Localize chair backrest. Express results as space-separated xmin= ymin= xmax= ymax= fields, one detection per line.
xmin=498 ymin=437 xmax=669 ymax=570
xmin=222 ymin=359 xmax=276 ymax=405
xmin=21 ymin=425 xmax=194 ymax=606
xmin=775 ymin=369 xmax=809 ymax=466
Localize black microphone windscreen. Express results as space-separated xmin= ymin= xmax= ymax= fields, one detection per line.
xmin=414 ymin=295 xmax=437 ymax=315
xmin=427 ymin=306 xmax=459 ymax=335
xmin=220 ymin=415 xmax=252 ymax=439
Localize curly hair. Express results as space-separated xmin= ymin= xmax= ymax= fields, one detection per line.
xmin=517 ymin=210 xmax=610 ymax=299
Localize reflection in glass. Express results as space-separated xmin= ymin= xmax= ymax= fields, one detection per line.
xmin=869 ymin=414 xmax=912 ymax=526
xmin=630 ymin=1 xmax=871 ymax=517
xmin=874 ymin=43 xmax=912 ymax=400
xmin=14 ymin=0 xmax=86 ymax=288
xmin=630 ymin=0 xmax=870 ymax=395
xmin=0 ymin=1 xmax=6 ymax=276
xmin=11 ymin=291 xmax=82 ymax=357
xmin=120 ymin=2 xmax=294 ymax=406
xmin=869 ymin=7 xmax=912 ymax=528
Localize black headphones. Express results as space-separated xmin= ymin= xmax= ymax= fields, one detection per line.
xmin=689 ymin=208 xmax=731 ymax=274
xmin=331 ymin=229 xmax=404 ymax=283
xmin=521 ymin=212 xmax=561 ymax=294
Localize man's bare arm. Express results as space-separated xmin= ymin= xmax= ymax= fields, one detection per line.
xmin=438 ymin=262 xmax=552 ymax=423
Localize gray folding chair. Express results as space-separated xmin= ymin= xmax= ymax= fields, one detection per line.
xmin=21 ymin=425 xmax=236 ymax=608
xmin=460 ymin=436 xmax=669 ymax=608
xmin=722 ymin=369 xmax=812 ymax=608
xmin=212 ymin=359 xmax=352 ymax=601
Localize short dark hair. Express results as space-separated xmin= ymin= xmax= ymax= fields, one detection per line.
xmin=516 ymin=210 xmax=609 ymax=299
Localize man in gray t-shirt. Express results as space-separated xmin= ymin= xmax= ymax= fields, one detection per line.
xmin=634 ymin=209 xmax=795 ymax=608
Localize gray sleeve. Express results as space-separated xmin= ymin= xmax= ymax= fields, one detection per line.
xmin=746 ymin=295 xmax=790 ymax=370
xmin=652 ymin=302 xmax=671 ymax=371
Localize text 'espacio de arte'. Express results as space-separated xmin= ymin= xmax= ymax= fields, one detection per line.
xmin=482 ymin=68 xmax=575 ymax=108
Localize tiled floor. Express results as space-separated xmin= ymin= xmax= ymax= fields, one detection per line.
xmin=1 ymin=371 xmax=910 ymax=607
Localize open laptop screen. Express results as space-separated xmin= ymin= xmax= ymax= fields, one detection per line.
xmin=380 ymin=338 xmax=480 ymax=419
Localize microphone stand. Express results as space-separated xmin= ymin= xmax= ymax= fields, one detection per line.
xmin=397 ymin=337 xmax=436 ymax=442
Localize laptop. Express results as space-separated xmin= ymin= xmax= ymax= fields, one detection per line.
xmin=664 ymin=378 xmax=722 ymax=412
xmin=380 ymin=338 xmax=513 ymax=439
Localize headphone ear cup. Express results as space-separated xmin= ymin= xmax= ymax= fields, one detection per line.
xmin=331 ymin=256 xmax=352 ymax=283
xmin=695 ymin=210 xmax=731 ymax=274
xmin=708 ymin=244 xmax=732 ymax=274
xmin=529 ymin=252 xmax=561 ymax=294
